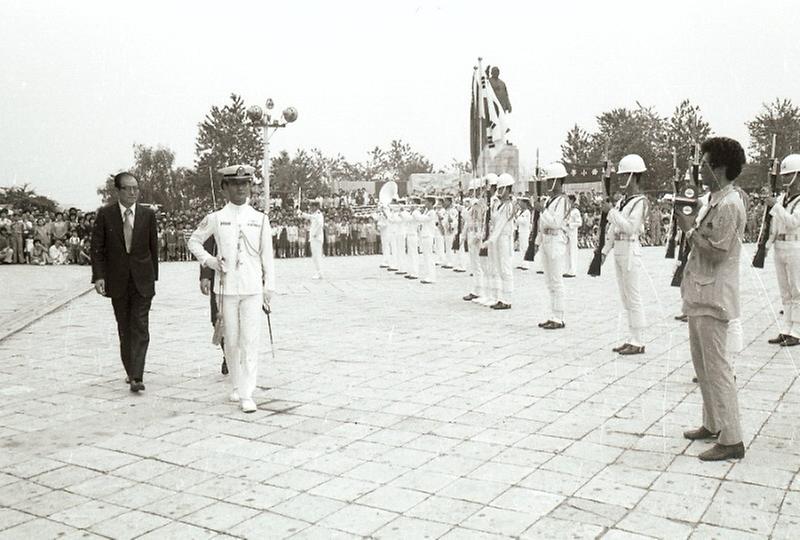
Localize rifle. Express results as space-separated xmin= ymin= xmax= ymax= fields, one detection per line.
xmin=524 ymin=149 xmax=541 ymax=262
xmin=588 ymin=147 xmax=613 ymax=276
xmin=665 ymin=147 xmax=680 ymax=258
xmin=452 ymin=182 xmax=463 ymax=251
xmin=752 ymin=134 xmax=780 ymax=268
xmin=670 ymin=143 xmax=701 ymax=287
xmin=479 ymin=182 xmax=491 ymax=257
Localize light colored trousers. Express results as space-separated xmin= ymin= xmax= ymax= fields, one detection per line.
xmin=221 ymin=294 xmax=262 ymax=402
xmin=613 ymin=243 xmax=646 ymax=346
xmin=541 ymin=240 xmax=566 ymax=321
xmin=468 ymin=237 xmax=484 ymax=296
xmin=688 ymin=315 xmax=743 ymax=446
xmin=479 ymin=248 xmax=496 ymax=302
xmin=491 ymin=235 xmax=514 ymax=304
xmin=310 ymin=239 xmax=323 ymax=276
xmin=774 ymin=246 xmax=800 ymax=337
xmin=566 ymin=230 xmax=579 ymax=274
xmin=380 ymin=230 xmax=390 ymax=265
xmin=406 ymin=234 xmax=420 ymax=277
xmin=443 ymin=234 xmax=454 ymax=266
xmin=420 ymin=236 xmax=436 ymax=282
xmin=434 ymin=233 xmax=445 ymax=264
xmin=517 ymin=227 xmax=531 ymax=269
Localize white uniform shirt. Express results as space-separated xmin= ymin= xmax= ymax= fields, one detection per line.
xmin=516 ymin=208 xmax=532 ymax=235
xmin=188 ymin=202 xmax=275 ymax=296
xmin=537 ymin=194 xmax=569 ymax=244
xmin=567 ymin=207 xmax=583 ymax=233
xmin=302 ymin=210 xmax=324 ymax=241
xmin=770 ymin=192 xmax=800 ymax=248
xmin=603 ymin=194 xmax=647 ymax=255
xmin=417 ymin=208 xmax=438 ymax=238
xmin=401 ymin=209 xmax=419 ymax=236
xmin=488 ymin=200 xmax=514 ymax=242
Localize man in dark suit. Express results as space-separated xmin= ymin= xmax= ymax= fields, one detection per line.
xmin=91 ymin=172 xmax=158 ymax=393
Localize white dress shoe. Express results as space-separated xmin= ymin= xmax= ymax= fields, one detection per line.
xmin=241 ymin=399 xmax=257 ymax=413
xmin=229 ymin=390 xmax=240 ymax=403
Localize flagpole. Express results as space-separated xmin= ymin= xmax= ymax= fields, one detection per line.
xmin=477 ymin=57 xmax=486 ymax=177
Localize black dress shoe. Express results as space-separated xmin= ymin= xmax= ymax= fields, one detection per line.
xmin=490 ymin=301 xmax=511 ymax=310
xmin=699 ymin=442 xmax=745 ymax=461
xmin=692 ymin=377 xmax=698 ymax=383
xmin=221 ymin=359 xmax=228 ymax=375
xmin=130 ymin=381 xmax=141 ymax=393
xmin=453 ymin=269 xmax=466 ymax=273
xmin=442 ymin=265 xmax=452 ymax=269
xmin=379 ymin=265 xmax=388 ymax=268
xmin=675 ymin=314 xmax=688 ymax=322
xmin=463 ymin=293 xmax=478 ymax=301
xmin=420 ymin=280 xmax=433 ymax=284
xmin=536 ymin=270 xmax=544 ymax=274
xmin=405 ymin=275 xmax=418 ymax=280
xmin=387 ymin=267 xmax=397 ymax=271
xmin=780 ymin=335 xmax=800 ymax=347
xmin=538 ymin=320 xmax=550 ymax=328
xmin=519 ymin=267 xmax=528 ymax=271
xmin=612 ymin=343 xmax=631 ymax=353
xmin=683 ymin=426 xmax=719 ymax=440
xmin=542 ymin=321 xmax=565 ymax=330
xmin=618 ymin=344 xmax=645 ymax=355
xmin=396 ymin=271 xmax=407 ymax=275
xmin=562 ymin=273 xmax=576 ymax=278
xmin=768 ymin=334 xmax=788 ymax=344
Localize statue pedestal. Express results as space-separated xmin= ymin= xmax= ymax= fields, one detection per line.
xmin=480 ymin=144 xmax=521 ymax=190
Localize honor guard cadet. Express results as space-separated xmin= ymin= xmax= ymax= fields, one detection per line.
xmin=418 ymin=195 xmax=439 ymax=284
xmin=188 ymin=165 xmax=276 ymax=414
xmin=565 ymin=195 xmax=582 ymax=277
xmin=478 ymin=174 xmax=500 ymax=305
xmin=766 ymin=154 xmax=800 ymax=346
xmin=464 ymin=178 xmax=488 ymax=302
xmin=442 ymin=195 xmax=458 ymax=269
xmin=299 ymin=199 xmax=324 ymax=279
xmin=484 ymin=173 xmax=516 ymax=309
xmin=402 ymin=197 xmax=421 ymax=280
xmin=375 ymin=207 xmax=390 ymax=268
xmin=601 ymin=154 xmax=649 ymax=354
xmin=515 ymin=196 xmax=532 ymax=270
xmin=535 ymin=163 xmax=570 ymax=329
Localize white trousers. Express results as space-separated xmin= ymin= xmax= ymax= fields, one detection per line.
xmin=492 ymin=235 xmax=514 ymax=304
xmin=380 ymin=231 xmax=390 ymax=265
xmin=517 ymin=227 xmax=531 ymax=269
xmin=542 ymin=241 xmax=566 ymax=322
xmin=443 ymin=234 xmax=454 ymax=266
xmin=455 ymin=240 xmax=468 ymax=271
xmin=775 ymin=247 xmax=800 ymax=337
xmin=566 ymin=230 xmax=579 ymax=275
xmin=420 ymin=236 xmax=436 ymax=282
xmin=406 ymin=234 xmax=420 ymax=277
xmin=395 ymin=232 xmax=407 ymax=272
xmin=613 ymin=244 xmax=646 ymax=346
xmin=310 ymin=238 xmax=323 ymax=277
xmin=468 ymin=238 xmax=484 ymax=296
xmin=479 ymin=246 xmax=496 ymax=302
xmin=386 ymin=232 xmax=397 ymax=268
xmin=434 ymin=233 xmax=445 ymax=264
xmin=221 ymin=294 xmax=262 ymax=401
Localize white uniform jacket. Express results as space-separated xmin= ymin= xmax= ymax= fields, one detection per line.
xmin=188 ymin=202 xmax=275 ymax=296
xmin=536 ymin=194 xmax=569 ymax=246
xmin=417 ymin=208 xmax=439 ymax=238
xmin=602 ymin=194 xmax=648 ymax=257
xmin=769 ymin=193 xmax=800 ymax=250
xmin=302 ymin=210 xmax=325 ymax=242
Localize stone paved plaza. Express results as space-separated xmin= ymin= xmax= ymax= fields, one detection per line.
xmin=1 ymin=247 xmax=799 ymax=539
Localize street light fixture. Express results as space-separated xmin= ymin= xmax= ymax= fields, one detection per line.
xmin=246 ymin=100 xmax=298 ymax=209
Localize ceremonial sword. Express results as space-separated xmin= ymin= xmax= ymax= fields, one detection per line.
xmin=262 ymin=305 xmax=275 ymax=360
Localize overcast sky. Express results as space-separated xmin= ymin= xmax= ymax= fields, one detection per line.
xmin=1 ymin=0 xmax=799 ymax=209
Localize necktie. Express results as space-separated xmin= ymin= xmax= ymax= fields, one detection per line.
xmin=123 ymin=208 xmax=133 ymax=253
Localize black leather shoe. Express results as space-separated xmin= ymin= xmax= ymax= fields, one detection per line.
xmin=768 ymin=334 xmax=788 ymax=344
xmin=463 ymin=293 xmax=478 ymax=301
xmin=420 ymin=280 xmax=433 ymax=284
xmin=692 ymin=377 xmax=698 ymax=383
xmin=542 ymin=321 xmax=565 ymax=330
xmin=130 ymin=381 xmax=141 ymax=393
xmin=562 ymin=273 xmax=576 ymax=278
xmin=396 ymin=271 xmax=407 ymax=275
xmin=490 ymin=301 xmax=511 ymax=310
xmin=780 ymin=335 xmax=800 ymax=347
xmin=675 ymin=314 xmax=688 ymax=322
xmin=699 ymin=442 xmax=745 ymax=461
xmin=221 ymin=359 xmax=228 ymax=375
xmin=619 ymin=344 xmax=645 ymax=355
xmin=683 ymin=426 xmax=719 ymax=440
xmin=453 ymin=269 xmax=466 ymax=273
xmin=538 ymin=320 xmax=551 ymax=328
xmin=536 ymin=270 xmax=544 ymax=274
xmin=612 ymin=343 xmax=631 ymax=353
xmin=379 ymin=265 xmax=388 ymax=268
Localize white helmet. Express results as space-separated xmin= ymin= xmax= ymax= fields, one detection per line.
xmin=497 ymin=173 xmax=515 ymax=188
xmin=617 ymin=154 xmax=647 ymax=175
xmin=543 ymin=162 xmax=568 ymax=180
xmin=781 ymin=154 xmax=800 ymax=175
xmin=486 ymin=173 xmax=499 ymax=186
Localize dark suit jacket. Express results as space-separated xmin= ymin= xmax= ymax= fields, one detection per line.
xmin=91 ymin=203 xmax=159 ymax=298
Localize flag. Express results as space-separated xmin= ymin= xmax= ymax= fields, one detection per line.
xmin=481 ymin=66 xmax=510 ymax=158
xmin=469 ymin=68 xmax=482 ymax=173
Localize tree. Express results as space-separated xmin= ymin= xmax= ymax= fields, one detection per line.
xmin=561 ymin=124 xmax=594 ymax=167
xmin=666 ymin=99 xmax=712 ymax=173
xmin=0 ymin=184 xmax=59 ymax=214
xmin=745 ymin=98 xmax=800 ymax=166
xmin=193 ymin=94 xmax=264 ymax=204
xmin=365 ymin=139 xmax=433 ymax=183
xmin=97 ymin=144 xmax=191 ymax=211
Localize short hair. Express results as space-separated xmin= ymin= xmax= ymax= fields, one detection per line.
xmin=701 ymin=137 xmax=746 ymax=181
xmin=114 ymin=172 xmax=138 ymax=189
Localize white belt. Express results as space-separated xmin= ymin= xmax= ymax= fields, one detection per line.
xmin=614 ymin=234 xmax=639 ymax=241
xmin=542 ymin=228 xmax=563 ymax=236
xmin=776 ymin=234 xmax=800 ymax=241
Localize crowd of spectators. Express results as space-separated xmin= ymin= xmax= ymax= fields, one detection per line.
xmin=0 ymin=187 xmax=769 ymax=266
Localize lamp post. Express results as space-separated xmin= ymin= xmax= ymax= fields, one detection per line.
xmin=246 ymin=100 xmax=298 ymax=210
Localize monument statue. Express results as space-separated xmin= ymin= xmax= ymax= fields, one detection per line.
xmin=488 ymin=66 xmax=512 ymax=114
